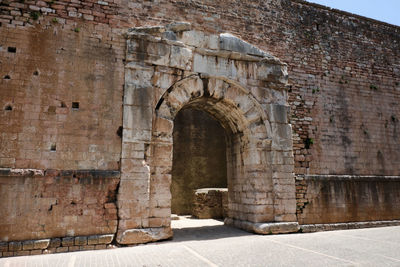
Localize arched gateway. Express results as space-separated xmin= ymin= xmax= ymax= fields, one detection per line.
xmin=117 ymin=22 xmax=298 ymax=244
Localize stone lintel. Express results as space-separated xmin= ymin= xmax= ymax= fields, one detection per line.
xmin=224 ymin=218 xmax=300 ymax=234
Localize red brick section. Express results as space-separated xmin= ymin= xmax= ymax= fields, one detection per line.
xmin=1 ymin=0 xmax=399 ymax=175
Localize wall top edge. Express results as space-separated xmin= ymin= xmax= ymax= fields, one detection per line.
xmin=0 ymin=168 xmax=120 ymax=178
xmin=297 ymin=174 xmax=400 ymax=181
xmin=292 ymin=0 xmax=400 ymax=30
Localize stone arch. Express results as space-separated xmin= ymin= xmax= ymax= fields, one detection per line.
xmin=152 ymin=74 xmax=275 ymax=226
xmin=117 ymin=23 xmax=298 ymax=244
xmin=155 ymin=75 xmax=272 ymax=139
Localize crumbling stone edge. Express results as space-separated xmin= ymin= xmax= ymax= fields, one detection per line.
xmin=0 ymin=234 xmax=115 ymax=258
xmin=224 ymin=218 xmax=400 ymax=235
xmin=300 ymin=220 xmax=400 ymax=233
xmin=2 ymin=220 xmax=400 ymax=257
xmin=224 ymin=218 xmax=300 ymax=234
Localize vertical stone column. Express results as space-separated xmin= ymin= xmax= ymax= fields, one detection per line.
xmin=117 ymin=62 xmax=161 ymax=244
xmin=268 ymin=104 xmax=297 ymax=222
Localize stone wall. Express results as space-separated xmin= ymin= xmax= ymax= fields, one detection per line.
xmin=172 ymin=109 xmax=227 ymax=215
xmin=0 ymin=234 xmax=114 ymax=257
xmin=0 ymin=14 xmax=123 ymax=170
xmin=0 ymin=0 xmax=399 ymax=256
xmin=192 ymin=188 xmax=228 ymax=219
xmin=1 ymin=0 xmax=398 ymax=175
xmin=0 ymin=169 xmax=119 ymax=242
xmin=118 ymin=24 xmax=296 ymax=243
xmin=296 ymin=175 xmax=400 ymax=224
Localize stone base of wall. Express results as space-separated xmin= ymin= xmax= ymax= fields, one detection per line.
xmin=224 ymin=218 xmax=300 ymax=234
xmin=116 ymin=227 xmax=172 ymax=245
xmin=296 ymin=175 xmax=400 ymax=224
xmin=300 ymin=220 xmax=400 ymax=233
xmin=192 ymin=188 xmax=228 ymax=219
xmin=0 ymin=234 xmax=114 ymax=258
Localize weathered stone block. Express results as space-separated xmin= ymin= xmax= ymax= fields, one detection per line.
xmin=69 ymin=246 xmax=80 ymax=252
xmin=256 ymin=61 xmax=288 ymax=84
xmin=48 ymin=238 xmax=61 ymax=248
xmin=2 ymin=252 xmax=14 ymax=257
xmin=123 ymin=84 xmax=153 ymax=106
xmin=95 ymin=244 xmax=107 ymax=250
xmin=56 ymin=247 xmax=68 ymax=253
xmin=125 ymin=63 xmax=154 ymax=87
xmin=116 ymin=227 xmax=172 ymax=245
xmin=180 ymin=30 xmax=219 ymax=49
xmin=15 ymin=250 xmax=30 ymax=256
xmin=61 ymin=237 xmax=74 ymax=247
xmin=170 ymin=45 xmax=192 ymax=70
xmin=219 ymin=33 xmax=269 ymax=57
xmin=98 ymin=234 xmax=114 ymax=244
xmin=74 ymin=236 xmax=87 ymax=246
xmin=0 ymin=242 xmax=8 ymax=252
xmin=30 ymin=249 xmax=43 ymax=255
xmin=166 ymin=21 xmax=191 ymax=32
xmin=34 ymin=239 xmax=50 ymax=249
xmin=267 ymin=104 xmax=289 ymax=124
xmin=192 ymin=188 xmax=228 ymax=219
xmin=22 ymin=240 xmax=34 ymax=250
xmin=8 ymin=242 xmax=22 ymax=251
xmin=123 ymin=105 xmax=153 ymax=131
xmin=80 ymin=245 xmax=94 ymax=251
xmin=193 ymin=54 xmax=232 ymax=78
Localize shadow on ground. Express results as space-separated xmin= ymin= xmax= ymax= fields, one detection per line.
xmin=170 ymin=219 xmax=253 ymax=242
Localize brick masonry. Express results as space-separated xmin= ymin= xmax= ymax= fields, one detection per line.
xmin=0 ymin=169 xmax=119 ymax=242
xmin=0 ymin=0 xmax=398 ymax=176
xmin=0 ymin=234 xmax=115 ymax=257
xmin=0 ymin=0 xmax=399 ymax=257
xmin=296 ymin=175 xmax=400 ymax=224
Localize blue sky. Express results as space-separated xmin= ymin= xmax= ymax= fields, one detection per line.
xmin=305 ymin=0 xmax=400 ymax=26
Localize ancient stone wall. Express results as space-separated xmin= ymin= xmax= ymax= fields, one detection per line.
xmin=118 ymin=24 xmax=296 ymax=243
xmin=0 ymin=169 xmax=119 ymax=242
xmin=0 ymin=0 xmax=399 ymax=255
xmin=296 ymin=175 xmax=400 ymax=224
xmin=1 ymin=0 xmax=399 ymax=175
xmin=172 ymin=108 xmax=227 ymax=215
xmin=0 ymin=19 xmax=123 ymax=170
xmin=192 ymin=188 xmax=228 ymax=219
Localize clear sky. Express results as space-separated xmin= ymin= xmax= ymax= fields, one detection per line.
xmin=305 ymin=0 xmax=400 ymax=26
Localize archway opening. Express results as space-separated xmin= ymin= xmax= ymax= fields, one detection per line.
xmin=171 ymin=107 xmax=228 ymax=221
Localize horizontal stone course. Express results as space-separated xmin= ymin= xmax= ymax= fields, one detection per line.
xmin=300 ymin=220 xmax=400 ymax=233
xmin=0 ymin=234 xmax=115 ymax=258
xmin=296 ymin=175 xmax=400 ymax=224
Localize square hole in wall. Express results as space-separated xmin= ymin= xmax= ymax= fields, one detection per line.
xmin=50 ymin=144 xmax=56 ymax=151
xmin=72 ymin=102 xmax=79 ymax=110
xmin=7 ymin=47 xmax=16 ymax=53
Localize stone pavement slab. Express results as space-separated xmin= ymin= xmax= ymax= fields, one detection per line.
xmin=1 ymin=218 xmax=400 ymax=266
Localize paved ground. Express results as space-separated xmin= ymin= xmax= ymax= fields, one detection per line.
xmin=1 ymin=217 xmax=400 ymax=266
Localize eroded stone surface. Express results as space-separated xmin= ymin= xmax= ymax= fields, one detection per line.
xmin=192 ymin=188 xmax=228 ymax=219
xmin=118 ymin=23 xmax=295 ymax=245
xmin=117 ymin=227 xmax=172 ymax=245
xmin=0 ymin=0 xmax=398 ymax=256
